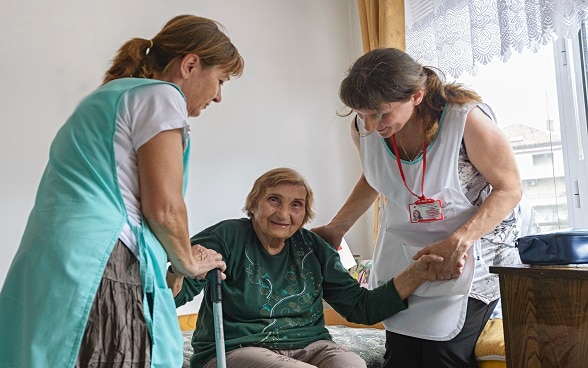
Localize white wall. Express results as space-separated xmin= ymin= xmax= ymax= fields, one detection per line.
xmin=0 ymin=0 xmax=375 ymax=312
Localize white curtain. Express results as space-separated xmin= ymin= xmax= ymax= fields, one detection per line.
xmin=405 ymin=0 xmax=588 ymax=78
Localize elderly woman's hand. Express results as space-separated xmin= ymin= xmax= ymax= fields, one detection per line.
xmin=409 ymin=253 xmax=446 ymax=281
xmin=412 ymin=236 xmax=468 ymax=282
xmin=393 ymin=253 xmax=445 ymax=299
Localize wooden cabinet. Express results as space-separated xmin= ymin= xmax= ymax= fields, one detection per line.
xmin=490 ymin=265 xmax=588 ymax=368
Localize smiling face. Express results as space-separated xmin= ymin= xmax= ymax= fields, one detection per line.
xmin=250 ymin=183 xmax=307 ymax=254
xmin=355 ymin=90 xmax=424 ymax=138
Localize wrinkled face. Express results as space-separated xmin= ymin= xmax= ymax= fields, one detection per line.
xmin=183 ymin=64 xmax=230 ymax=117
xmin=250 ymin=183 xmax=307 ymax=251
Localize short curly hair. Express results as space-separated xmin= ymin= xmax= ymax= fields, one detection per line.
xmin=244 ymin=167 xmax=315 ymax=226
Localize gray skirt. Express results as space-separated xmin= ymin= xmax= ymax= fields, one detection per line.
xmin=76 ymin=240 xmax=151 ymax=368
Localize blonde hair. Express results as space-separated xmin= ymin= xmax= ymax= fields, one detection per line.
xmin=244 ymin=168 xmax=315 ymax=226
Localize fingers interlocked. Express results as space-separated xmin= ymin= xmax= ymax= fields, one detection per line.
xmin=435 ymin=274 xmax=457 ymax=281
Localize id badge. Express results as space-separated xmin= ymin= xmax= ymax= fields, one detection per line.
xmin=409 ymin=198 xmax=444 ymax=223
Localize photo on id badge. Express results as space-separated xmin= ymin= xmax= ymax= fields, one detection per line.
xmin=409 ymin=199 xmax=444 ymax=224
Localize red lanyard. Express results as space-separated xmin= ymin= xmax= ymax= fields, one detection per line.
xmin=390 ymin=134 xmax=428 ymax=201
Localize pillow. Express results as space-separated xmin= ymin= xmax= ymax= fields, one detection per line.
xmin=178 ymin=313 xmax=198 ymax=331
xmin=478 ymin=362 xmax=507 ymax=368
xmin=475 ymin=318 xmax=506 ymax=362
xmin=327 ymin=325 xmax=385 ymax=368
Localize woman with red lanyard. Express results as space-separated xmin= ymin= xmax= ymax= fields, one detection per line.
xmin=312 ymin=47 xmax=523 ymax=368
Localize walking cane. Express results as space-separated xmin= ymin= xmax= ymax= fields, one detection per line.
xmin=206 ymin=268 xmax=226 ymax=368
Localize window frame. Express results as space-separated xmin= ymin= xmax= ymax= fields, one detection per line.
xmin=553 ymin=25 xmax=588 ymax=228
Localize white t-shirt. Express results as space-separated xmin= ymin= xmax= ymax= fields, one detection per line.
xmin=113 ymin=83 xmax=190 ymax=257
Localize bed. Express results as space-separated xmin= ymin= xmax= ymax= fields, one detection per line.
xmin=180 ymin=324 xmax=385 ymax=368
xmin=178 ymin=309 xmax=506 ymax=368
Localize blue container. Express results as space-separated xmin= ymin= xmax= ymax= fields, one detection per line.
xmin=517 ymin=229 xmax=588 ymax=265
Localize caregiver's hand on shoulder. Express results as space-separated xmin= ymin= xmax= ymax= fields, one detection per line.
xmin=311 ymin=224 xmax=344 ymax=250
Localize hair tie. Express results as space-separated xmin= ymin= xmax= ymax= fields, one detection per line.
xmin=146 ymin=39 xmax=154 ymax=56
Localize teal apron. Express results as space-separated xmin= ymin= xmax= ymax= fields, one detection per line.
xmin=0 ymin=78 xmax=189 ymax=367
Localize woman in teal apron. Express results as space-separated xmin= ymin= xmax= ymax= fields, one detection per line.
xmin=0 ymin=14 xmax=243 ymax=368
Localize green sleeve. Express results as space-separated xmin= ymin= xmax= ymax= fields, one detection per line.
xmin=173 ymin=272 xmax=207 ymax=307
xmin=316 ymin=236 xmax=407 ymax=325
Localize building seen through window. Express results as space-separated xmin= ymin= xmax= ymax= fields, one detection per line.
xmin=453 ymin=43 xmax=568 ymax=232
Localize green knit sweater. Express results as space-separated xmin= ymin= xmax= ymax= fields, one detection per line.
xmin=175 ymin=218 xmax=407 ymax=367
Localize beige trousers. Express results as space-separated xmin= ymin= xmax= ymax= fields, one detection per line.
xmin=203 ymin=339 xmax=366 ymax=368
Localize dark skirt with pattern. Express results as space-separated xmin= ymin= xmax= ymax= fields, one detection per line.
xmin=76 ymin=240 xmax=151 ymax=368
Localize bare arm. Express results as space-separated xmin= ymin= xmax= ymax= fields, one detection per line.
xmin=414 ymin=106 xmax=523 ymax=280
xmin=138 ymin=129 xmax=225 ymax=278
xmin=311 ymin=119 xmax=379 ymax=247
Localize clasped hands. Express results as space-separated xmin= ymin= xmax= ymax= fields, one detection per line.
xmin=412 ymin=238 xmax=467 ymax=282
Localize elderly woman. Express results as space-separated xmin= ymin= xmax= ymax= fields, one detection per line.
xmin=168 ymin=167 xmax=448 ymax=368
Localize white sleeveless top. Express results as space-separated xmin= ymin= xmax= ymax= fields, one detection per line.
xmin=360 ymin=103 xmax=509 ymax=340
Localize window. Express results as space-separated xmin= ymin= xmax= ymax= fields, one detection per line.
xmin=532 ymin=153 xmax=555 ymax=167
xmin=453 ymin=26 xmax=588 ymax=231
xmin=554 ymin=21 xmax=588 ymax=229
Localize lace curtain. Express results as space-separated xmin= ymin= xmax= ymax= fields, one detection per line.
xmin=405 ymin=0 xmax=588 ymax=78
